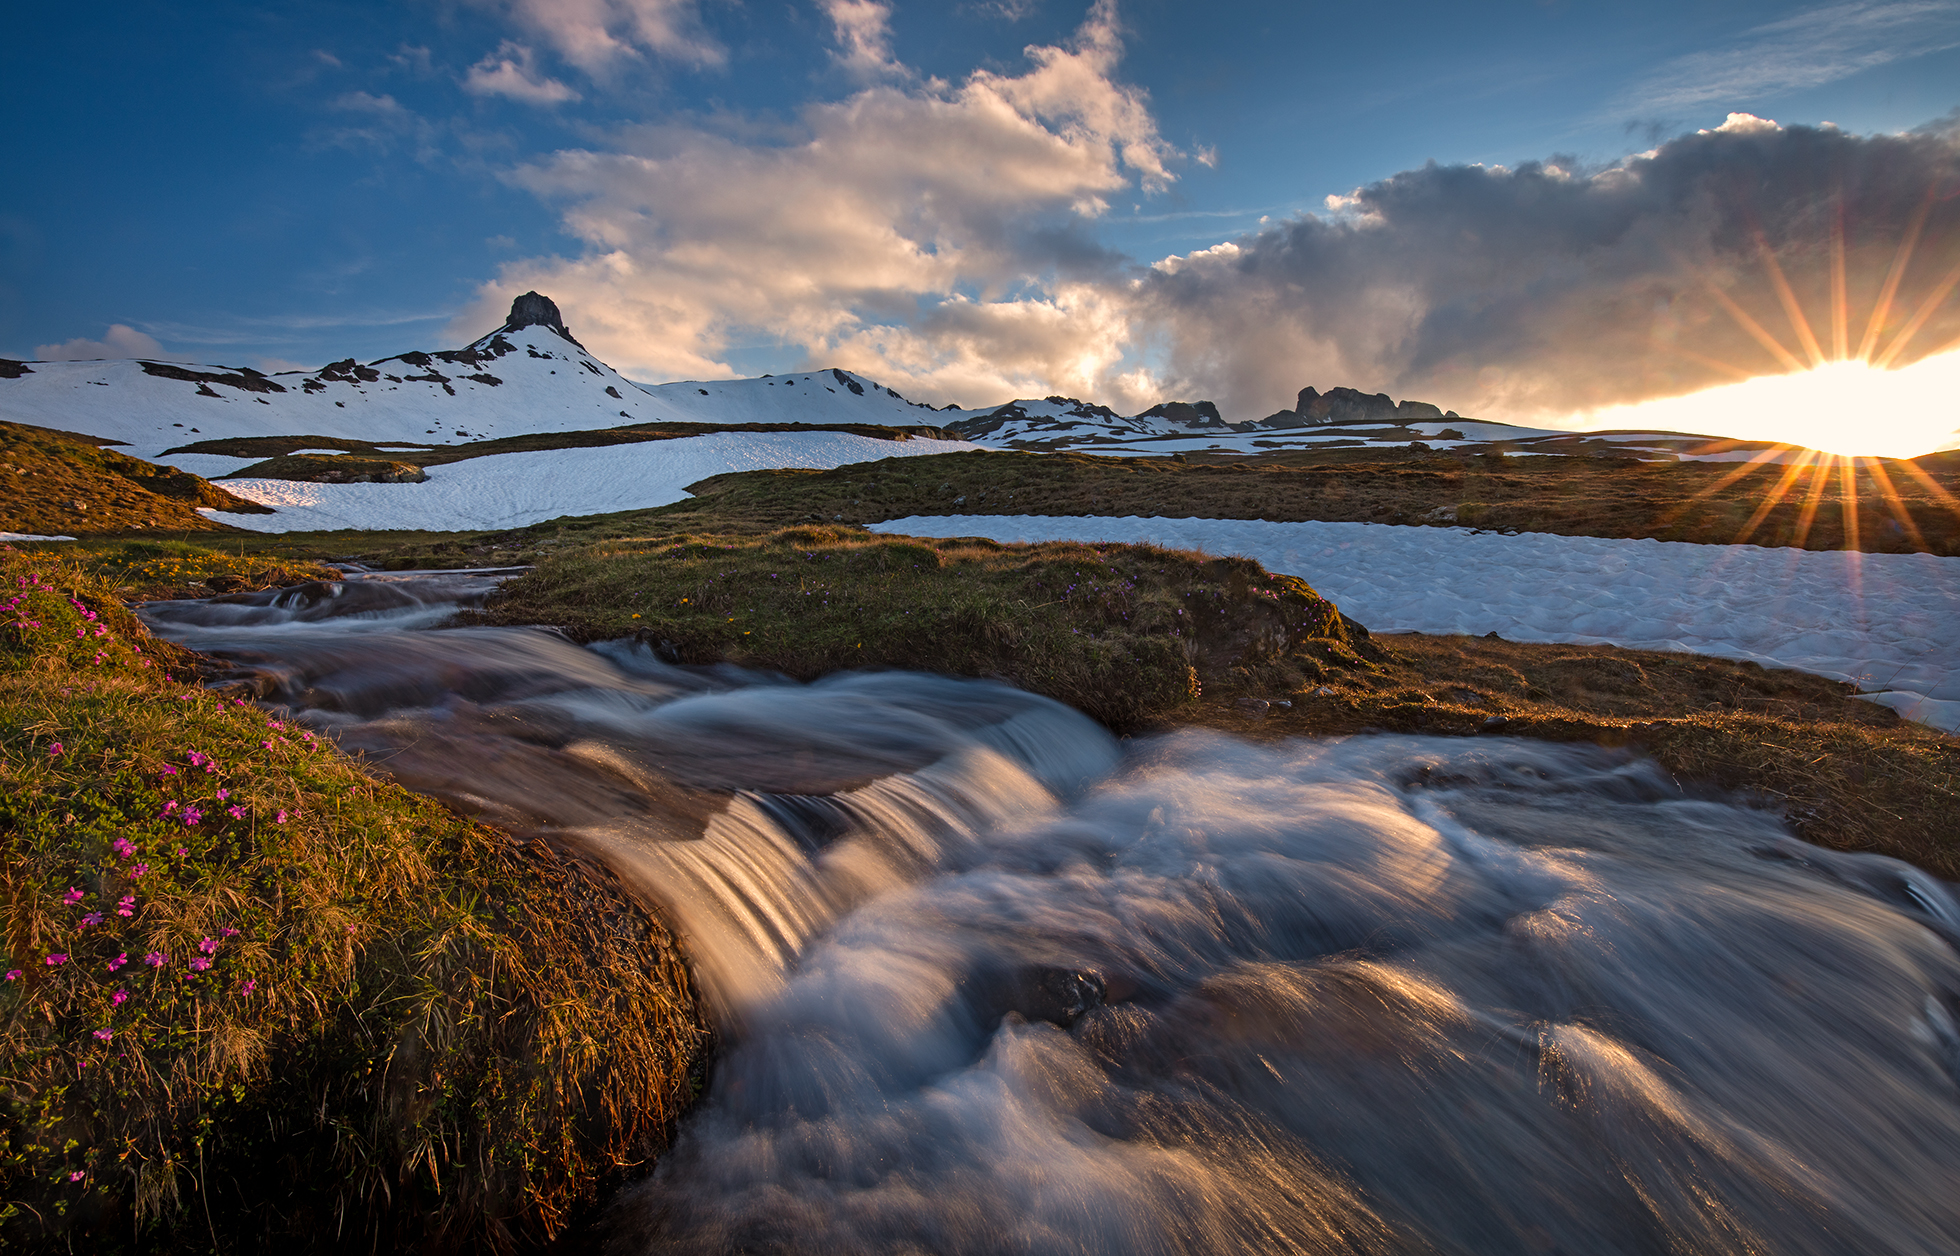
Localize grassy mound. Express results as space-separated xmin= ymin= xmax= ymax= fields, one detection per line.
xmin=477 ymin=526 xmax=1374 ymax=730
xmin=0 ymin=550 xmax=707 ymax=1252
xmin=482 ymin=526 xmax=1956 ymax=876
xmin=1189 ymin=630 xmax=1960 ymax=878
xmin=538 ymin=447 xmax=1958 ymax=556
xmin=224 ymin=454 xmax=429 ymax=484
xmin=0 ymin=421 xmax=271 ymax=535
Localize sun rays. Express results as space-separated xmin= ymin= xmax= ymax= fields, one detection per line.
xmin=1574 ymin=192 xmax=1960 ymax=553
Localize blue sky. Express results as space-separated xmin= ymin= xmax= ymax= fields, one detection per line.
xmin=4 ymin=0 xmax=1958 ymax=420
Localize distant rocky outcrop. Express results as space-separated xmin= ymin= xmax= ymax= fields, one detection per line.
xmin=1255 ymin=386 xmax=1457 ymax=429
xmin=1139 ymin=400 xmax=1226 ymax=429
xmin=498 ymin=291 xmax=582 ymax=348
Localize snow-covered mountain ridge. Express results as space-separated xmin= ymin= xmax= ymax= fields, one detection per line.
xmin=0 ymin=291 xmax=1786 ymax=465
xmin=0 ymin=294 xmax=953 ymax=461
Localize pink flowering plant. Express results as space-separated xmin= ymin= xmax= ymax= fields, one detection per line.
xmin=0 ymin=552 xmax=706 ymax=1250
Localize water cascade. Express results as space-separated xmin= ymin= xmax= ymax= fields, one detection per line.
xmin=142 ymin=572 xmax=1960 ymax=1254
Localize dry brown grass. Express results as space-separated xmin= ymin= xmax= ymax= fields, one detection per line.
xmin=632 ymin=447 xmax=1960 ymax=555
xmin=0 ymin=420 xmax=269 ymax=535
xmin=1172 ymin=631 xmax=1960 ymax=877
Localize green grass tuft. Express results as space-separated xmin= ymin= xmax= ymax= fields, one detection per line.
xmin=0 ymin=551 xmax=707 ymax=1252
xmin=476 ymin=526 xmax=1373 ymax=730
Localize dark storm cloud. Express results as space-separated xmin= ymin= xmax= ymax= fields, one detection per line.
xmin=1135 ymin=114 xmax=1960 ymax=420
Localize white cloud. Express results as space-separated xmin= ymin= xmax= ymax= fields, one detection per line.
xmin=35 ymin=324 xmax=163 ymax=361
xmin=1626 ymin=1 xmax=1960 ymax=112
xmin=491 ymin=0 xmax=723 ymax=73
xmin=823 ymin=0 xmax=900 ymax=80
xmin=1707 ymin=111 xmax=1781 ymax=135
xmin=465 ymin=41 xmax=582 ymax=104
xmin=456 ymin=0 xmax=1177 ymax=404
xmin=1128 ymin=120 xmax=1960 ymax=422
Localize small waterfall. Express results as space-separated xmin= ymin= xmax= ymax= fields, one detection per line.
xmin=141 ymin=573 xmax=1960 ymax=1255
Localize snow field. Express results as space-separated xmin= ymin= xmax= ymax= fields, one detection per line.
xmin=204 ymin=430 xmax=980 ymax=533
xmin=870 ymin=514 xmax=1960 ymax=732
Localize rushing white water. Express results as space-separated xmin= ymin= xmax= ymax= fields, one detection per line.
xmin=141 ymin=576 xmax=1960 ymax=1255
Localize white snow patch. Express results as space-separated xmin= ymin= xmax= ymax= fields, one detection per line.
xmin=207 ymin=431 xmax=980 ymax=533
xmin=871 ymin=515 xmax=1960 ymax=733
xmin=1855 ymin=691 xmax=1960 ymax=733
xmin=0 ymin=533 xmax=76 ymax=542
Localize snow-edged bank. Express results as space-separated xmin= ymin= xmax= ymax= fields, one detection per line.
xmin=870 ymin=514 xmax=1960 ymax=733
xmin=205 ymin=431 xmax=980 ymax=532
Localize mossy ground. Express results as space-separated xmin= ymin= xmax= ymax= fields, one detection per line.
xmin=634 ymin=447 xmax=1960 ymax=555
xmin=475 ymin=526 xmax=1369 ymax=731
xmin=1176 ymin=630 xmax=1959 ymax=879
xmin=0 ymin=421 xmax=270 ymax=536
xmin=481 ymin=525 xmax=1956 ymax=875
xmin=0 ymin=550 xmax=708 ymax=1252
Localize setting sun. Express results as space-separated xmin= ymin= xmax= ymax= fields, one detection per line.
xmin=1576 ymin=349 xmax=1960 ymax=460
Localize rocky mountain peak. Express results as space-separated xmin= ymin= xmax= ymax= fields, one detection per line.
xmin=499 ymin=292 xmax=580 ymax=347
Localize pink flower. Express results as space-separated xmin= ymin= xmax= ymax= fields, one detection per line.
xmin=107 ymin=953 xmax=127 ymax=972
xmin=181 ymin=807 xmax=202 ymax=826
xmin=111 ymin=989 xmax=127 ymax=1006
xmin=91 ymin=1029 xmax=111 ymax=1043
xmin=115 ymin=895 xmax=135 ymax=918
xmin=175 ymin=847 xmax=187 ymax=857
xmin=143 ymin=952 xmax=165 ymax=967
xmin=215 ymin=789 xmax=229 ymax=801
xmin=159 ymin=801 xmax=177 ymax=816
xmin=189 ymin=956 xmax=212 ymax=972
xmin=47 ymin=743 xmax=62 ymax=757
xmin=239 ymin=979 xmax=257 ymax=996
xmin=3 ymin=970 xmax=20 ymax=982
xmin=79 ymin=912 xmax=102 ymax=930
xmin=220 ymin=927 xmax=239 ymax=938
xmin=187 ymin=751 xmax=206 ymax=766
xmin=62 ymin=888 xmax=84 ymax=906
xmin=227 ymin=806 xmax=245 ymax=819
xmin=45 ymin=954 xmax=66 ymax=966
xmin=267 ymin=720 xmax=284 ymax=730
xmin=130 ymin=863 xmax=150 ymax=879
xmin=111 ymin=837 xmax=135 ymax=858
xmin=260 ymin=741 xmax=272 ymax=750
xmin=158 ymin=764 xmax=177 ymax=775
xmin=198 ymin=937 xmax=218 ymax=954
xmin=276 ymin=810 xmax=289 ymax=824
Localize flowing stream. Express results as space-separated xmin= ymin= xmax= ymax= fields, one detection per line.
xmin=141 ymin=572 xmax=1960 ymax=1255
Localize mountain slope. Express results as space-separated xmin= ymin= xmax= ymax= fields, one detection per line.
xmin=0 ymin=290 xmax=1810 ymax=468
xmin=0 ymin=294 xmax=951 ymax=460
xmin=0 ymin=419 xmax=268 ymax=534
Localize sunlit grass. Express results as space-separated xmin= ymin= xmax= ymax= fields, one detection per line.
xmin=0 ymin=552 xmax=705 ymax=1250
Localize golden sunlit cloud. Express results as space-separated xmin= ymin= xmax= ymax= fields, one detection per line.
xmin=1574 ymin=349 xmax=1960 ymax=460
